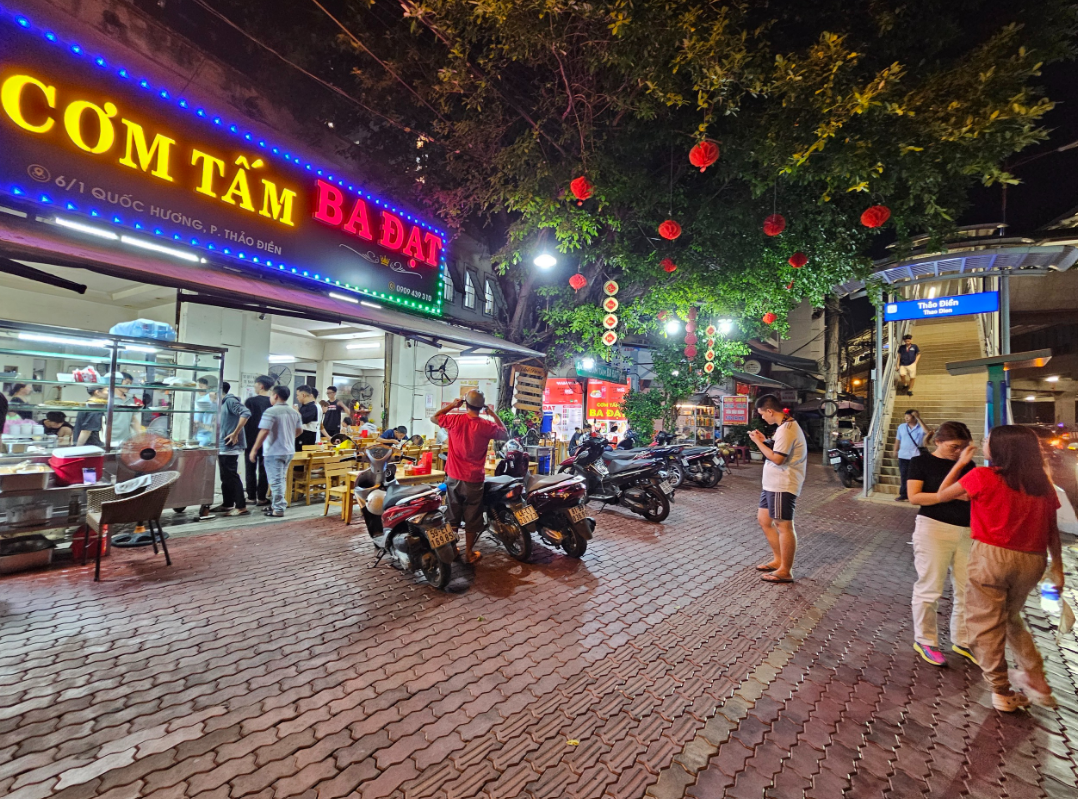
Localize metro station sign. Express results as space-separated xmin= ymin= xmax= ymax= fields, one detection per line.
xmin=0 ymin=8 xmax=446 ymax=316
xmin=883 ymin=291 xmax=999 ymax=322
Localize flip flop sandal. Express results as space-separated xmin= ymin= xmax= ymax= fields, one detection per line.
xmin=755 ymin=564 xmax=778 ymax=572
xmin=464 ymin=551 xmax=482 ymax=564
xmin=111 ymin=533 xmax=136 ymax=547
xmin=761 ymin=574 xmax=794 ymax=583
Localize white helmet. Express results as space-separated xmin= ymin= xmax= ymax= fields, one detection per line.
xmin=366 ymin=489 xmax=386 ymax=515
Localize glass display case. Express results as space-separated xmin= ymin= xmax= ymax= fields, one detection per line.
xmin=0 ymin=320 xmax=225 ymax=536
xmin=675 ymin=401 xmax=716 ymax=445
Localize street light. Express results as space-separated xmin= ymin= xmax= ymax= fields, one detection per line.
xmin=582 ymin=357 xmax=595 ymax=370
xmin=719 ymin=320 xmax=734 ymax=335
xmin=534 ymin=253 xmax=557 ymax=269
xmin=665 ymin=319 xmax=681 ymax=335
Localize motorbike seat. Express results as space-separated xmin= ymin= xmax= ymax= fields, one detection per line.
xmin=604 ymin=456 xmax=657 ymax=474
xmin=483 ymin=475 xmax=522 ymax=496
xmin=602 ymin=450 xmax=640 ymax=461
xmin=525 ymin=472 xmax=577 ymax=492
xmin=383 ymin=482 xmax=437 ymax=510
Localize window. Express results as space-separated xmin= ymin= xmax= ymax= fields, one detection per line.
xmin=484 ymin=279 xmax=495 ymax=315
xmin=464 ymin=270 xmax=476 ymax=309
xmin=443 ymin=272 xmax=454 ymax=303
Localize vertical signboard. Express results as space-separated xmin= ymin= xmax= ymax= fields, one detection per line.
xmin=721 ymin=395 xmax=750 ymax=426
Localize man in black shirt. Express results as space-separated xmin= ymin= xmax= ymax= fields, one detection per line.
xmin=244 ymin=375 xmax=274 ymax=505
xmin=322 ymin=385 xmax=348 ymax=439
xmin=74 ymin=386 xmax=109 ymax=447
xmin=295 ymin=385 xmax=321 ymax=449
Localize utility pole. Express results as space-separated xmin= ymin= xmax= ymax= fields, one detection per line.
xmin=822 ymin=295 xmax=841 ymax=466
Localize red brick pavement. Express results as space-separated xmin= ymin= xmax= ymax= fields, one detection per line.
xmin=0 ymin=463 xmax=1075 ymax=799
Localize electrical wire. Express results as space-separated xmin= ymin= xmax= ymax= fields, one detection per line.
xmin=189 ymin=0 xmax=432 ymax=139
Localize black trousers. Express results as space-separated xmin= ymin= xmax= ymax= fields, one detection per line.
xmin=898 ymin=457 xmax=911 ymax=500
xmin=245 ymin=446 xmax=268 ymax=502
xmin=219 ymin=454 xmax=246 ymax=509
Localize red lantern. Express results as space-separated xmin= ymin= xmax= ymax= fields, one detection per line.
xmin=763 ymin=214 xmax=786 ymax=237
xmin=685 ymin=332 xmax=698 ymax=345
xmin=861 ymin=204 xmax=891 ymax=228
xmin=788 ymin=252 xmax=808 ymax=268
xmin=688 ymin=307 xmax=698 ymax=321
xmin=661 ymin=258 xmax=677 ymax=273
xmin=570 ymin=176 xmax=592 ymax=206
xmin=684 ymin=345 xmax=697 ymax=359
xmin=686 ymin=322 xmax=696 ymax=333
xmin=569 ymin=273 xmax=587 ymax=291
xmin=762 ymin=312 xmax=777 ymax=325
xmin=689 ymin=140 xmax=720 ymax=172
xmin=658 ymin=220 xmax=682 ymax=240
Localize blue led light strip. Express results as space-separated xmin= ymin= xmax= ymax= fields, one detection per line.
xmin=1 ymin=5 xmax=447 ymax=316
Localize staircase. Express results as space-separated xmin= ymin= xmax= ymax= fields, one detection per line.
xmin=874 ymin=318 xmax=986 ymax=496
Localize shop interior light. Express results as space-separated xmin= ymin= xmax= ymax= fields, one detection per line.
xmin=123 ymin=344 xmax=158 ymax=353
xmin=329 ymin=292 xmax=359 ymax=304
xmin=346 ymin=341 xmax=380 ymax=350
xmin=360 ymin=301 xmax=383 ymax=310
xmin=268 ymin=354 xmax=296 ymax=364
xmin=458 ymin=357 xmax=490 ymax=365
xmin=582 ymin=357 xmax=595 ymax=370
xmin=533 ymin=253 xmax=557 ymax=269
xmin=18 ymin=332 xmax=111 ymax=348
xmin=54 ymin=216 xmax=118 ymax=240
xmin=1025 ymin=395 xmax=1037 ymax=402
xmin=665 ymin=319 xmax=681 ymax=335
xmin=119 ymin=235 xmax=200 ymax=263
xmin=1046 ymin=375 xmax=1060 ymax=382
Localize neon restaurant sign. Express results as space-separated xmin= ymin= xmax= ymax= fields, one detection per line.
xmin=0 ymin=7 xmax=446 ymax=316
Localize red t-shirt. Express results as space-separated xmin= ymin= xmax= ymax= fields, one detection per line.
xmin=959 ymin=466 xmax=1060 ymax=553
xmin=438 ymin=412 xmax=502 ymax=483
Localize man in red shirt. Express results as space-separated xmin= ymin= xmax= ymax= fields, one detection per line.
xmin=432 ymin=390 xmax=508 ymax=564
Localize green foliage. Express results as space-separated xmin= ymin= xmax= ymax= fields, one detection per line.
xmin=498 ymin=408 xmax=538 ymax=436
xmin=725 ymin=414 xmax=770 ymax=450
xmin=621 ymin=390 xmax=667 ymax=440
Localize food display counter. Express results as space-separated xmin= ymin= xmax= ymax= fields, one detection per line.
xmin=0 ymin=320 xmax=224 ymax=538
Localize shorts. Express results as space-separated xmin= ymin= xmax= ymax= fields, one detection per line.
xmin=759 ymin=490 xmax=798 ymax=521
xmin=898 ymin=363 xmax=917 ymax=379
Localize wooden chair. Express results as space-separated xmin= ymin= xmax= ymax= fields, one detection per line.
xmin=302 ymin=454 xmax=342 ymax=505
xmin=288 ymin=451 xmax=312 ymax=504
xmin=302 ymin=444 xmax=323 ymax=452
xmin=322 ymin=463 xmax=355 ymax=523
xmin=84 ymin=471 xmax=179 ymax=582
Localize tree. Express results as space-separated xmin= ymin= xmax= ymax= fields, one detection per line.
xmin=211 ymin=0 xmax=1075 ymax=375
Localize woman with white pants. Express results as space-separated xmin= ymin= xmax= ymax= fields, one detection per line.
xmin=907 ymin=421 xmax=976 ymax=666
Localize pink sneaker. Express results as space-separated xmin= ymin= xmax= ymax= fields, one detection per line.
xmin=914 ymin=642 xmax=947 ymax=667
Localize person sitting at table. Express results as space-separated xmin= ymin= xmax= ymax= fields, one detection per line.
xmin=43 ymin=411 xmax=74 ymax=445
xmin=379 ymin=425 xmax=407 ymax=445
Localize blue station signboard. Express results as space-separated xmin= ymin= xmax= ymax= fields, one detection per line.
xmin=883 ymin=291 xmax=999 ymax=322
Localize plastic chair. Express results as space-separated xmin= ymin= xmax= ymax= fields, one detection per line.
xmin=323 ymin=463 xmax=354 ymax=523
xmin=84 ymin=471 xmax=180 ymax=582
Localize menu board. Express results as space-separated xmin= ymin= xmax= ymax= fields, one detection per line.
xmin=586 ymin=379 xmax=630 ymax=421
xmin=721 ymin=395 xmax=750 ymax=425
xmin=543 ymin=378 xmax=584 ymax=441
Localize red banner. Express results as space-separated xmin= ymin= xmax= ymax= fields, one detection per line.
xmin=543 ymin=378 xmax=583 ymax=407
xmin=586 ymin=379 xmax=630 ymax=420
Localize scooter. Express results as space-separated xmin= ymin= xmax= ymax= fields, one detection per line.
xmin=651 ymin=432 xmax=723 ymax=488
xmin=561 ymin=437 xmax=673 ymax=522
xmin=522 ymin=472 xmax=594 ymax=558
xmin=481 ymin=474 xmax=538 ymax=561
xmin=354 ymin=446 xmax=459 ymax=590
xmin=827 ymin=438 xmax=864 ymax=488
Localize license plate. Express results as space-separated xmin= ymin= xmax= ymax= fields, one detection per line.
xmin=426 ymin=524 xmax=456 ymax=548
xmin=594 ymin=462 xmax=608 ymax=475
xmin=659 ymin=480 xmax=674 ymax=494
xmin=681 ymin=458 xmax=690 ymax=466
xmin=830 ymin=457 xmax=842 ymax=465
xmin=567 ymin=505 xmax=587 ymax=523
xmin=514 ymin=505 xmax=538 ymax=525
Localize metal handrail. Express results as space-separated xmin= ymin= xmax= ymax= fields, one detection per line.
xmin=863 ymin=318 xmax=910 ymax=495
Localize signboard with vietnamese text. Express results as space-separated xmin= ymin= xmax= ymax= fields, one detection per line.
xmin=721 ymin=395 xmax=750 ymax=426
xmin=0 ymin=11 xmax=446 ymax=315
xmin=543 ymin=378 xmax=583 ymax=441
xmin=883 ymin=291 xmax=998 ymax=322
xmin=574 ymin=358 xmax=624 ymax=382
xmin=586 ymin=378 xmax=630 ymax=421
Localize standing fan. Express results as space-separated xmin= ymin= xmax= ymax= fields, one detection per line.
xmin=120 ymin=432 xmax=177 ymax=473
xmin=350 ymin=381 xmax=374 ymax=402
xmin=269 ymin=364 xmax=293 ymax=387
xmin=424 ymin=354 xmax=459 ymax=386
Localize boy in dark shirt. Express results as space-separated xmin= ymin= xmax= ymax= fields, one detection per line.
xmin=244 ymin=375 xmax=274 ymax=505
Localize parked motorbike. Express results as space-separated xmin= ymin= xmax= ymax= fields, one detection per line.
xmin=354 ymin=446 xmax=458 ymax=590
xmin=560 ymin=437 xmax=673 ymax=522
xmin=522 ymin=472 xmax=594 ymax=558
xmin=827 ymin=438 xmax=864 ymax=488
xmin=652 ymin=432 xmax=724 ymax=488
xmin=481 ymin=475 xmax=537 ymax=561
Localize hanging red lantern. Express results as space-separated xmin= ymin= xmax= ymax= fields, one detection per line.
xmin=788 ymin=252 xmax=808 ymax=268
xmin=570 ymin=176 xmax=593 ymax=206
xmin=569 ymin=273 xmax=587 ymax=291
xmin=688 ymin=140 xmax=720 ymax=172
xmin=658 ymin=220 xmax=682 ymax=240
xmin=661 ymin=258 xmax=677 ymax=273
xmin=762 ymin=312 xmax=777 ymax=325
xmin=861 ymin=204 xmax=891 ymax=228
xmin=657 ymin=310 xmax=668 ymax=321
xmin=763 ymin=214 xmax=786 ymax=237
xmin=686 ymin=321 xmax=696 ymax=333
xmin=685 ymin=332 xmax=698 ymax=345
xmin=688 ymin=307 xmax=698 ymax=321
xmin=684 ymin=345 xmax=697 ymax=359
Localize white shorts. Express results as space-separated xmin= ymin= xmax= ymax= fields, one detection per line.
xmin=899 ymin=364 xmax=917 ymax=379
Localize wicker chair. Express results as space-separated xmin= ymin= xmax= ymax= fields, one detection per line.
xmin=84 ymin=471 xmax=180 ymax=582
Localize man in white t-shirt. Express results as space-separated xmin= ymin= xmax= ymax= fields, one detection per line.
xmin=748 ymin=394 xmax=808 ymax=584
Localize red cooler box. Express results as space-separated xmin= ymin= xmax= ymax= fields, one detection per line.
xmin=49 ymin=446 xmax=106 ymax=486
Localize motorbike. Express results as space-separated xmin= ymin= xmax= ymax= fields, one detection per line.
xmin=484 ymin=470 xmax=594 ymax=560
xmin=652 ymin=432 xmax=724 ymax=488
xmin=827 ymin=438 xmax=864 ymax=488
xmin=560 ymin=437 xmax=673 ymax=522
xmin=481 ymin=474 xmax=537 ymax=561
xmin=353 ymin=446 xmax=458 ymax=590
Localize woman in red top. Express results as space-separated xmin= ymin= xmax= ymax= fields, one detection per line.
xmin=932 ymin=425 xmax=1063 ymax=712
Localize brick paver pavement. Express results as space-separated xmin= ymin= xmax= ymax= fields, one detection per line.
xmin=1 ymin=463 xmax=1076 ymax=799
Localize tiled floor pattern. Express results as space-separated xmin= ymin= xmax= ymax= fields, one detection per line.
xmin=1 ymin=463 xmax=1075 ymax=798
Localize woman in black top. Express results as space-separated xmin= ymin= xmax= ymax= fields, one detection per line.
xmin=906 ymin=421 xmax=976 ymax=667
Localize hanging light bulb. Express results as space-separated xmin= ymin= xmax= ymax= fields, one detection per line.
xmin=665 ymin=319 xmax=681 ymax=335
